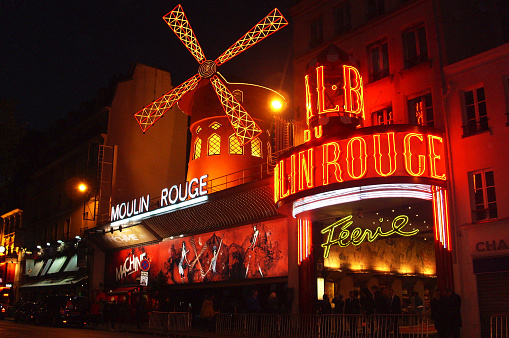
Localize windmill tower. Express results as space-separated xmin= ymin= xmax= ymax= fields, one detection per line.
xmin=134 ymin=4 xmax=288 ymax=189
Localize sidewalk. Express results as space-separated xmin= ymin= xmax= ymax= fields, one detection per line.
xmin=85 ymin=320 xmax=223 ymax=337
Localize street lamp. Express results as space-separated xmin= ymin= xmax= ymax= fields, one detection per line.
xmin=78 ymin=183 xmax=88 ymax=193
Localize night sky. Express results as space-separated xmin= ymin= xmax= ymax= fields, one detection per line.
xmin=0 ymin=0 xmax=294 ymax=130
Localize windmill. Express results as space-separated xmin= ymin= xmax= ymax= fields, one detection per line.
xmin=134 ymin=4 xmax=288 ymax=146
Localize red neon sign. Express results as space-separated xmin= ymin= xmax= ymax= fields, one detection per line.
xmin=305 ymin=64 xmax=365 ymax=128
xmin=275 ymin=127 xmax=447 ymax=204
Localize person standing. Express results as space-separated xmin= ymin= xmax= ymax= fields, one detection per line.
xmin=90 ymin=299 xmax=100 ymax=327
xmin=265 ymin=292 xmax=279 ymax=314
xmin=201 ymin=295 xmax=215 ymax=332
xmin=444 ymin=289 xmax=462 ymax=338
xmin=430 ymin=289 xmax=446 ymax=337
xmin=388 ymin=289 xmax=402 ymax=336
xmin=344 ymin=291 xmax=361 ymax=337
xmin=332 ymin=294 xmax=344 ymax=314
xmin=318 ymin=294 xmax=332 ymax=315
xmin=246 ymin=289 xmax=261 ymax=313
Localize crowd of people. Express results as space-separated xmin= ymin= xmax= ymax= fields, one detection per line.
xmin=318 ymin=286 xmax=462 ymax=338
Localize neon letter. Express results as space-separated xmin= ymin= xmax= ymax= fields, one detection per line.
xmin=279 ymin=159 xmax=290 ymax=198
xmin=290 ymin=154 xmax=297 ymax=194
xmin=305 ymin=74 xmax=314 ymax=127
xmin=346 ymin=137 xmax=367 ymax=179
xmin=427 ymin=135 xmax=446 ymax=180
xmin=403 ymin=133 xmax=426 ymax=176
xmin=316 ymin=66 xmax=341 ymax=115
xmin=373 ymin=132 xmax=397 ymax=177
xmin=343 ymin=65 xmax=364 ymax=119
xmin=299 ymin=148 xmax=314 ymax=190
xmin=322 ymin=142 xmax=343 ymax=185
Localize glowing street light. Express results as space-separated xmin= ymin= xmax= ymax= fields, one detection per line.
xmin=78 ymin=183 xmax=88 ymax=193
xmin=271 ymin=99 xmax=284 ymax=112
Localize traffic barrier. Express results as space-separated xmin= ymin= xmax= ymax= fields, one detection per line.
xmin=368 ymin=314 xmax=429 ymax=337
xmin=168 ymin=312 xmax=191 ymax=332
xmin=149 ymin=311 xmax=169 ymax=332
xmin=320 ymin=314 xmax=367 ymax=337
xmin=491 ymin=314 xmax=509 ymax=338
xmin=216 ymin=313 xmax=247 ymax=336
xmin=279 ymin=314 xmax=320 ymax=337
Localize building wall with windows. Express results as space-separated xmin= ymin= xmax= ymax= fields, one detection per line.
xmin=290 ymin=0 xmax=509 ymax=336
xmin=444 ymin=42 xmax=509 ymax=337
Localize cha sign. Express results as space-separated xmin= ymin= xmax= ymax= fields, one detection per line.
xmin=274 ymin=127 xmax=446 ymax=204
xmin=111 ymin=175 xmax=208 ymax=222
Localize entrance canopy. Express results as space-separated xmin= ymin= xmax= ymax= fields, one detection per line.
xmin=20 ymin=276 xmax=87 ymax=288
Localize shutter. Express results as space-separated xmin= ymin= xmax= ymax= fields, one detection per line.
xmin=476 ymin=271 xmax=509 ymax=337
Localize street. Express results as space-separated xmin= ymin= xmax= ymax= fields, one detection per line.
xmin=0 ymin=320 xmax=158 ymax=338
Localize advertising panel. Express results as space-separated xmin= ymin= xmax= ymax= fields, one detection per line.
xmin=106 ymin=219 xmax=288 ymax=288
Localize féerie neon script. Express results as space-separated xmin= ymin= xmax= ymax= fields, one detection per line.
xmin=321 ymin=215 xmax=419 ymax=258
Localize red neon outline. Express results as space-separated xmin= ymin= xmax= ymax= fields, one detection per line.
xmin=290 ymin=154 xmax=297 ymax=194
xmin=278 ymin=159 xmax=290 ymax=198
xmin=403 ymin=133 xmax=426 ymax=177
xmin=373 ymin=132 xmax=397 ymax=177
xmin=316 ymin=66 xmax=341 ymax=115
xmin=427 ymin=135 xmax=446 ymax=180
xmin=346 ymin=137 xmax=367 ymax=179
xmin=343 ymin=65 xmax=365 ymax=119
xmin=322 ymin=142 xmax=343 ymax=185
xmin=305 ymin=74 xmax=314 ymax=128
xmin=299 ymin=149 xmax=314 ymax=190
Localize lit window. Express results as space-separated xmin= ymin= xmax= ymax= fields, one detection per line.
xmin=402 ymin=23 xmax=428 ymax=69
xmin=334 ymin=2 xmax=351 ymax=36
xmin=209 ymin=122 xmax=221 ymax=130
xmin=208 ymin=134 xmax=221 ymax=156
xmin=193 ymin=138 xmax=202 ymax=160
xmin=251 ymin=137 xmax=262 ymax=157
xmin=471 ymin=170 xmax=497 ymax=222
xmin=371 ymin=106 xmax=393 ymax=126
xmin=309 ymin=17 xmax=323 ymax=49
xmin=196 ymin=126 xmax=202 ymax=134
xmin=408 ymin=93 xmax=434 ymax=127
xmin=229 ymin=134 xmax=243 ymax=155
xmin=462 ymin=86 xmax=488 ymax=136
xmin=368 ymin=40 xmax=389 ymax=82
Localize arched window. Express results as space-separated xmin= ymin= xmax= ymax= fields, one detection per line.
xmin=233 ymin=89 xmax=244 ymax=102
xmin=193 ymin=138 xmax=202 ymax=160
xmin=208 ymin=133 xmax=221 ymax=156
xmin=209 ymin=122 xmax=221 ymax=130
xmin=251 ymin=137 xmax=262 ymax=157
xmin=196 ymin=126 xmax=202 ymax=134
xmin=229 ymin=134 xmax=243 ymax=155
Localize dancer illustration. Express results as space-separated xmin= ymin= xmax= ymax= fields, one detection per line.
xmin=178 ymin=241 xmax=189 ymax=283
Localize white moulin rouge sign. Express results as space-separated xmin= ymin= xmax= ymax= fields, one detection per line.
xmin=110 ymin=174 xmax=208 ymax=222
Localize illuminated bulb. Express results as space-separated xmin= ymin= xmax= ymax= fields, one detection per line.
xmin=271 ymin=99 xmax=283 ymax=111
xmin=46 ymin=243 xmax=50 ymax=246
xmin=170 ymin=236 xmax=174 ymax=240
xmin=37 ymin=245 xmax=42 ymax=249
xmin=179 ymin=234 xmax=184 ymax=238
xmin=57 ymin=240 xmax=63 ymax=244
xmin=408 ymin=206 xmax=412 ymax=209
xmin=416 ymin=214 xmax=419 ymax=217
xmin=392 ymin=210 xmax=394 ymax=212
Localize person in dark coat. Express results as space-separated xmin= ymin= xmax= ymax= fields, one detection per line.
xmin=265 ymin=292 xmax=279 ymax=314
xmin=246 ymin=289 xmax=261 ymax=313
xmin=430 ymin=289 xmax=446 ymax=337
xmin=360 ymin=288 xmax=375 ymax=316
xmin=344 ymin=291 xmax=361 ymax=337
xmin=332 ymin=294 xmax=344 ymax=314
xmin=318 ymin=294 xmax=332 ymax=315
xmin=388 ymin=289 xmax=402 ymax=336
xmin=444 ymin=289 xmax=462 ymax=338
xmin=374 ymin=286 xmax=390 ymax=314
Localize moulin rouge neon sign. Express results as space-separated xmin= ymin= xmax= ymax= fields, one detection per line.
xmin=274 ymin=129 xmax=446 ymax=203
xmin=321 ymin=215 xmax=419 ymax=258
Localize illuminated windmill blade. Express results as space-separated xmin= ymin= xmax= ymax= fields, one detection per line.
xmin=210 ymin=75 xmax=262 ymax=146
xmin=134 ymin=73 xmax=201 ymax=132
xmin=215 ymin=8 xmax=288 ymax=67
xmin=163 ymin=4 xmax=206 ymax=64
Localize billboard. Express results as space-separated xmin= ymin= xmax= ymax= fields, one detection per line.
xmin=106 ymin=219 xmax=288 ymax=288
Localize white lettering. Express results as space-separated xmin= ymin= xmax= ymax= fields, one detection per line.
xmin=188 ymin=178 xmax=199 ymax=198
xmin=115 ymin=252 xmax=146 ymax=281
xmin=169 ymin=185 xmax=179 ymax=204
xmin=199 ymin=174 xmax=208 ymax=196
xmin=160 ymin=188 xmax=169 ymax=207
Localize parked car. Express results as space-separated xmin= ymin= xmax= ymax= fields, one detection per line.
xmin=14 ymin=302 xmax=39 ymax=323
xmin=36 ymin=295 xmax=88 ymax=327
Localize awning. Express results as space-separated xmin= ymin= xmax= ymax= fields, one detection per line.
xmin=20 ymin=276 xmax=87 ymax=288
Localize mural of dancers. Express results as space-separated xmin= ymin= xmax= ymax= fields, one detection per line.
xmin=106 ymin=219 xmax=288 ymax=287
